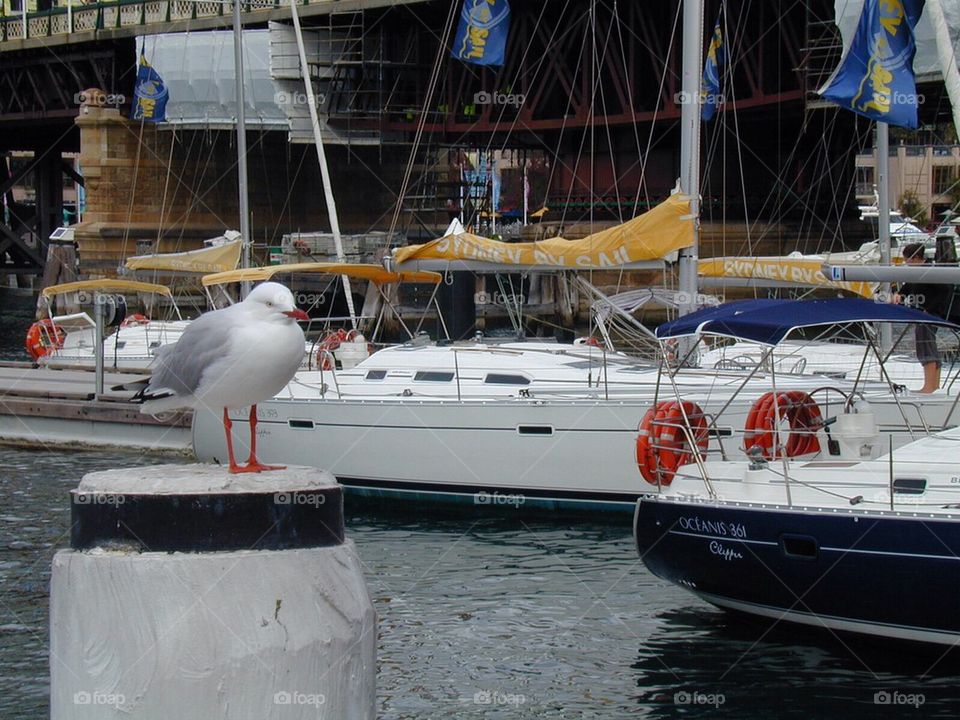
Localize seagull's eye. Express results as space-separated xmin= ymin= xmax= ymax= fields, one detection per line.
xmin=266 ymin=301 xmax=273 ymax=307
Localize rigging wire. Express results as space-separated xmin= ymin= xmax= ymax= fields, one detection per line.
xmin=386 ymin=0 xmax=459 ymax=241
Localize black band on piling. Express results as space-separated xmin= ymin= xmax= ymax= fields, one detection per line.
xmin=70 ymin=488 xmax=344 ymax=552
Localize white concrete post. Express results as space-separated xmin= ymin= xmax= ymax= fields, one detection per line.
xmin=50 ymin=464 xmax=376 ymax=719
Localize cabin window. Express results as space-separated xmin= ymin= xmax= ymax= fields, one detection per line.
xmin=365 ymin=370 xmax=387 ymax=380
xmin=517 ymin=425 xmax=553 ymax=435
xmin=484 ymin=373 xmax=530 ymax=385
xmin=149 ymin=341 xmax=161 ymax=348
xmin=780 ymin=534 xmax=818 ymax=561
xmin=892 ymin=478 xmax=926 ymax=495
xmin=413 ymin=371 xmax=454 ymax=382
xmin=114 ymin=341 xmax=126 ymax=349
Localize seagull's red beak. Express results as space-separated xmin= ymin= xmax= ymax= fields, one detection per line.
xmin=283 ymin=309 xmax=310 ymax=321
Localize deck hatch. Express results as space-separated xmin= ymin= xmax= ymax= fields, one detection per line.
xmin=413 ymin=371 xmax=455 ymax=382
xmin=484 ymin=373 xmax=531 ymax=385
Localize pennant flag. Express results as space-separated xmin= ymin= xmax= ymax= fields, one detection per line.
xmin=701 ymin=12 xmax=725 ymax=121
xmin=130 ymin=54 xmax=168 ymax=123
xmin=819 ymin=0 xmax=925 ymax=129
xmin=451 ymin=0 xmax=511 ymax=66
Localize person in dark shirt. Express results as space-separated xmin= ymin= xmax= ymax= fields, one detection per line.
xmin=898 ymin=242 xmax=951 ymax=393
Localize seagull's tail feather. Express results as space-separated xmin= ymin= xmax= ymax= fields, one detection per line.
xmin=139 ymin=392 xmax=192 ymax=415
xmin=111 ymin=378 xmax=150 ymax=394
xmin=112 ymin=377 xmax=189 ymax=414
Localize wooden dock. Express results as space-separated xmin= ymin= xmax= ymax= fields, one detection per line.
xmin=0 ymin=362 xmax=192 ymax=454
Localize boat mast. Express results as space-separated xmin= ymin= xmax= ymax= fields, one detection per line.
xmin=677 ymin=0 xmax=704 ymax=316
xmin=232 ymin=0 xmax=252 ymax=296
xmin=289 ymin=0 xmax=358 ymax=330
xmin=877 ymin=121 xmax=892 ymax=351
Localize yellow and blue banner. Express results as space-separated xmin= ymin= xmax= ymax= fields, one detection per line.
xmin=130 ymin=55 xmax=168 ymax=123
xmin=819 ymin=0 xmax=924 ymax=129
xmin=451 ymin=0 xmax=511 ymax=67
xmin=701 ymin=12 xmax=724 ymax=121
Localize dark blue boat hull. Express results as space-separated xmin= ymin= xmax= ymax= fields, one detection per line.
xmin=634 ymin=498 xmax=960 ymax=645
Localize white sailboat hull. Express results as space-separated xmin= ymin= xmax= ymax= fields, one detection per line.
xmin=191 ymin=379 xmax=956 ymax=512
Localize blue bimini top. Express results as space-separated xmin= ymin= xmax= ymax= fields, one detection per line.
xmin=655 ymin=298 xmax=960 ymax=346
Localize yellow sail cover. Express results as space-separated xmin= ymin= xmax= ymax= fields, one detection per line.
xmin=699 ymin=256 xmax=876 ymax=298
xmin=125 ymin=240 xmax=243 ymax=274
xmin=394 ymin=193 xmax=693 ymax=268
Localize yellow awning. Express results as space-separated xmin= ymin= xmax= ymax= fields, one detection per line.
xmin=698 ymin=257 xmax=876 ymax=298
xmin=124 ymin=239 xmax=243 ymax=274
xmin=394 ymin=193 xmax=693 ymax=268
xmin=42 ymin=279 xmax=174 ymax=300
xmin=201 ymin=262 xmax=442 ymax=287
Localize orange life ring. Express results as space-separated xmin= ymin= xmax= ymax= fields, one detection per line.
xmin=743 ymin=390 xmax=822 ymax=459
xmin=636 ymin=400 xmax=709 ymax=486
xmin=120 ymin=313 xmax=150 ymax=328
xmin=25 ymin=319 xmax=66 ymax=361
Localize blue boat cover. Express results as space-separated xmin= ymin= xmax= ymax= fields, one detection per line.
xmin=656 ymin=298 xmax=960 ymax=345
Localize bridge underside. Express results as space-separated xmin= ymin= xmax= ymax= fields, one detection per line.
xmin=0 ymin=0 xmax=952 ymax=279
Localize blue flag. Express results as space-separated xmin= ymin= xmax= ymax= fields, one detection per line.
xmin=451 ymin=0 xmax=511 ymax=66
xmin=819 ymin=0 xmax=924 ymax=129
xmin=130 ymin=55 xmax=168 ymax=123
xmin=701 ymin=13 xmax=724 ymax=121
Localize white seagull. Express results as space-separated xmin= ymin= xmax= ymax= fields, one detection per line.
xmin=131 ymin=281 xmax=309 ymax=473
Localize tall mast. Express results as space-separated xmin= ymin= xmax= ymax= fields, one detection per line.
xmin=677 ymin=0 xmax=704 ymax=316
xmin=877 ymin=122 xmax=892 ymax=350
xmin=232 ymin=0 xmax=252 ymax=296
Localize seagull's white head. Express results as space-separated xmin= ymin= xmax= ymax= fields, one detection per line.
xmin=244 ymin=282 xmax=309 ymax=323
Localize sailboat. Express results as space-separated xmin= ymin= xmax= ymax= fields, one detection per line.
xmin=633 ymin=0 xmax=960 ymax=647
xmin=192 ymin=0 xmax=960 ymax=513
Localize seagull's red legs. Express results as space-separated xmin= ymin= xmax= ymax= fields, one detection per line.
xmin=239 ymin=404 xmax=286 ymax=473
xmin=222 ymin=408 xmax=245 ymax=473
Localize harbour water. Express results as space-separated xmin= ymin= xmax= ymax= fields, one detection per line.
xmin=1 ymin=446 xmax=959 ymax=718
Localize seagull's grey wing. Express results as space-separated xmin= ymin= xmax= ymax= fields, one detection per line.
xmin=146 ymin=310 xmax=237 ymax=397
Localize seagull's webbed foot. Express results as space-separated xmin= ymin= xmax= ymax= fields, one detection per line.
xmin=232 ymin=461 xmax=287 ymax=474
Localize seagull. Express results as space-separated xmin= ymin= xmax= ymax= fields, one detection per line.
xmin=130 ymin=282 xmax=309 ymax=473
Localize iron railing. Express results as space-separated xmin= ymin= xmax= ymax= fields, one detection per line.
xmin=0 ymin=0 xmax=317 ymax=43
